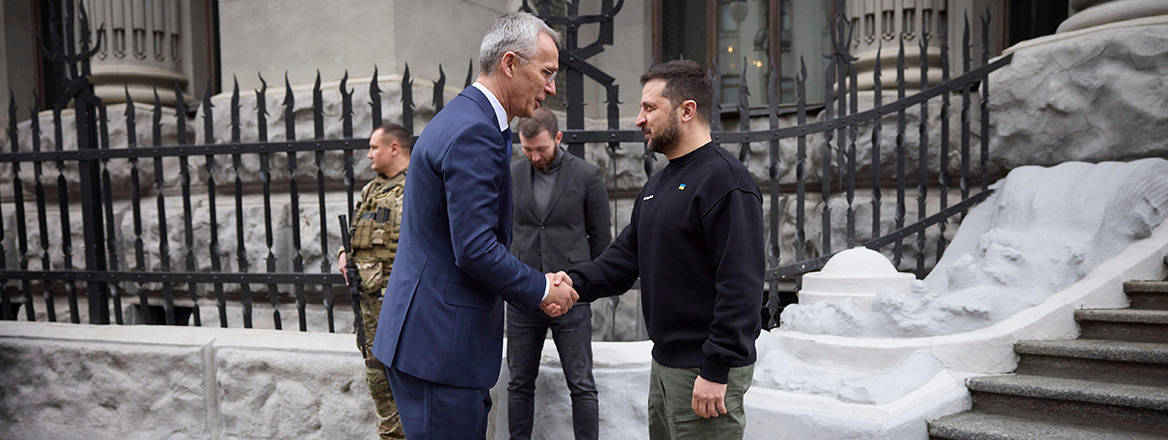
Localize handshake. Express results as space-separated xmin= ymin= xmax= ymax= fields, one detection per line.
xmin=539 ymin=271 xmax=578 ymax=317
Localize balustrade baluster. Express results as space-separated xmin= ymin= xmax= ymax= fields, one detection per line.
xmin=871 ymin=44 xmax=883 ymax=241
xmin=53 ymin=106 xmax=77 ymax=323
xmin=916 ymin=36 xmax=930 ymax=277
xmin=151 ymin=87 xmax=175 ymax=325
xmin=125 ymin=89 xmax=149 ymax=324
xmin=960 ymin=14 xmax=972 ymax=207
xmin=23 ymin=99 xmax=43 ymax=321
xmin=980 ymin=11 xmax=991 ymax=193
xmin=6 ymin=95 xmax=29 ymax=320
xmin=312 ymin=72 xmax=326 ymax=332
xmin=938 ymin=22 xmax=951 ymax=266
xmin=97 ymin=101 xmax=124 ymax=324
xmin=284 ymin=74 xmax=301 ymax=331
xmin=766 ymin=61 xmax=782 ymax=326
xmin=231 ymin=78 xmax=253 ymax=329
xmin=175 ymin=83 xmax=201 ymax=327
xmin=202 ymin=88 xmax=225 ymax=327
xmin=821 ymin=56 xmax=835 ymax=258
xmin=794 ymin=57 xmax=807 ymax=262
xmin=893 ymin=37 xmax=907 ymax=269
xmin=255 ymin=75 xmax=274 ymax=329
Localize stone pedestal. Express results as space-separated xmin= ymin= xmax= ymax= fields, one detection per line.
xmin=798 ymin=247 xmax=915 ymax=308
xmin=995 ymin=14 xmax=1168 ymax=172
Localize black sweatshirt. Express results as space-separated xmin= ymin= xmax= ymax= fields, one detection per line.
xmin=568 ymin=142 xmax=764 ymax=383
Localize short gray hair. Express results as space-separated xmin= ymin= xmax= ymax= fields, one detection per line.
xmin=478 ymin=12 xmax=561 ymax=76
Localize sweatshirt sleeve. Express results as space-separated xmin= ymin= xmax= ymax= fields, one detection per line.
xmin=567 ymin=197 xmax=640 ymax=302
xmin=697 ymin=188 xmax=765 ymax=383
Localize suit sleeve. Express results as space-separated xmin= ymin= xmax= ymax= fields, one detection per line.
xmin=442 ymin=125 xmax=545 ymax=310
xmin=567 ymin=196 xmax=639 ymax=302
xmin=698 ymin=189 xmax=765 ymax=383
xmin=583 ymin=166 xmax=612 ymax=258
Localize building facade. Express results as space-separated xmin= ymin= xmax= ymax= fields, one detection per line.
xmin=4 ymin=0 xmax=1079 ymax=124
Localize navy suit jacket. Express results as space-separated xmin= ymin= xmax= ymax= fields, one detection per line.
xmin=372 ymin=85 xmax=546 ymax=389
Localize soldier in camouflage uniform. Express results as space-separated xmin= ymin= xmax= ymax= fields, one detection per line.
xmin=338 ymin=122 xmax=411 ymax=440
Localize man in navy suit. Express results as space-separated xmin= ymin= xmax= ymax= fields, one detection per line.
xmin=371 ymin=11 xmax=578 ymax=440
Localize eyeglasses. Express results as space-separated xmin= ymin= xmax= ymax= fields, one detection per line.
xmin=514 ymin=53 xmax=558 ymax=85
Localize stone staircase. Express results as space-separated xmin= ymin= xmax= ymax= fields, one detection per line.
xmin=928 ymin=277 xmax=1168 ymax=439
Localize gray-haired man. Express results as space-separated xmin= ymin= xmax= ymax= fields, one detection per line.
xmin=371 ymin=11 xmax=578 ymax=440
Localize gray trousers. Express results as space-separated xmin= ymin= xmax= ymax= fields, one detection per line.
xmin=505 ymin=303 xmax=598 ymax=440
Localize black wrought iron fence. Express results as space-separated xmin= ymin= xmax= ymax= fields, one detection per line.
xmin=0 ymin=0 xmax=1012 ymax=330
xmin=555 ymin=3 xmax=1012 ymax=324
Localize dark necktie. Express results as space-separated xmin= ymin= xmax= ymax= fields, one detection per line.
xmin=501 ymin=127 xmax=514 ymax=245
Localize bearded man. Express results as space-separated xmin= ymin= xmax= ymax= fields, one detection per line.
xmin=557 ymin=59 xmax=765 ymax=440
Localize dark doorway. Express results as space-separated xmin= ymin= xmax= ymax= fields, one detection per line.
xmin=37 ymin=0 xmax=70 ymax=110
xmin=1008 ymin=0 xmax=1069 ymax=46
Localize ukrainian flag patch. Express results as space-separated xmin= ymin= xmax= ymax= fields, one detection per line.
xmin=678 ymin=184 xmax=686 ymax=190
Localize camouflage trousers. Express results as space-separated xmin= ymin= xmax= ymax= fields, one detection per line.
xmin=358 ymin=290 xmax=405 ymax=439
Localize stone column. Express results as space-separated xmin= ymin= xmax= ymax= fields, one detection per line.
xmin=846 ymin=0 xmax=1007 ymax=92
xmin=83 ymin=0 xmax=188 ymax=105
xmin=847 ymin=0 xmax=948 ymax=91
xmin=1059 ymin=0 xmax=1168 ymax=33
xmin=1071 ymin=0 xmax=1117 ymax=12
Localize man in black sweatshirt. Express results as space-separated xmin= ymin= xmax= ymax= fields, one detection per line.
xmin=554 ymin=60 xmax=764 ymax=440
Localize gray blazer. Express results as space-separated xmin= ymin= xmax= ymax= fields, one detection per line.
xmin=510 ymin=150 xmax=612 ymax=275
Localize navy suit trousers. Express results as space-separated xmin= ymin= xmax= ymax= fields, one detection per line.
xmin=385 ymin=364 xmax=493 ymax=440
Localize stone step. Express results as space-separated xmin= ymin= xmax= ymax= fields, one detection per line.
xmin=1014 ymin=339 xmax=1168 ymax=386
xmin=968 ymin=374 xmax=1168 ymax=435
xmin=927 ymin=411 xmax=1168 ymax=440
xmin=1125 ymin=281 xmax=1168 ymax=310
xmin=1076 ymin=309 xmax=1168 ymax=343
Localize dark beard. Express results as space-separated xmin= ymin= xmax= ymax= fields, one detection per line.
xmin=647 ymin=113 xmax=681 ymax=156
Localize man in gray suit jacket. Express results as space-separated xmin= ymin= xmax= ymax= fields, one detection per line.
xmin=507 ymin=108 xmax=612 ymax=440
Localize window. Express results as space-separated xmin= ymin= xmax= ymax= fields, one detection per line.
xmin=656 ymin=0 xmax=835 ymax=108
xmin=777 ymin=0 xmax=832 ymax=105
xmin=715 ymin=0 xmax=770 ymax=108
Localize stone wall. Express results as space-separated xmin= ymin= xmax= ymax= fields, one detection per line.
xmin=991 ymin=14 xmax=1168 ymax=170
xmin=0 ymin=320 xmax=652 ymax=439
xmin=0 ymin=320 xmax=971 ymax=439
xmin=0 ymin=321 xmax=375 ymax=439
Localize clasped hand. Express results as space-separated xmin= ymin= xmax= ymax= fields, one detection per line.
xmin=539 ymin=271 xmax=577 ymax=317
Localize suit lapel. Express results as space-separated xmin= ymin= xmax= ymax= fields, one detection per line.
xmin=540 ymin=152 xmax=576 ymax=223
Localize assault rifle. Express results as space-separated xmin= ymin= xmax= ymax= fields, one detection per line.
xmin=338 ymin=215 xmax=368 ymax=351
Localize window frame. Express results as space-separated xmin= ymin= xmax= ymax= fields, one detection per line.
xmin=653 ymin=0 xmax=781 ymax=75
xmin=654 ymin=0 xmax=833 ymax=114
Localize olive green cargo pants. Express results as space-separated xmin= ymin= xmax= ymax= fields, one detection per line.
xmin=647 ymin=359 xmax=754 ymax=440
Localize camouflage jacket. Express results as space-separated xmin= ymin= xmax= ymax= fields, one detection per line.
xmin=344 ymin=170 xmax=406 ymax=296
